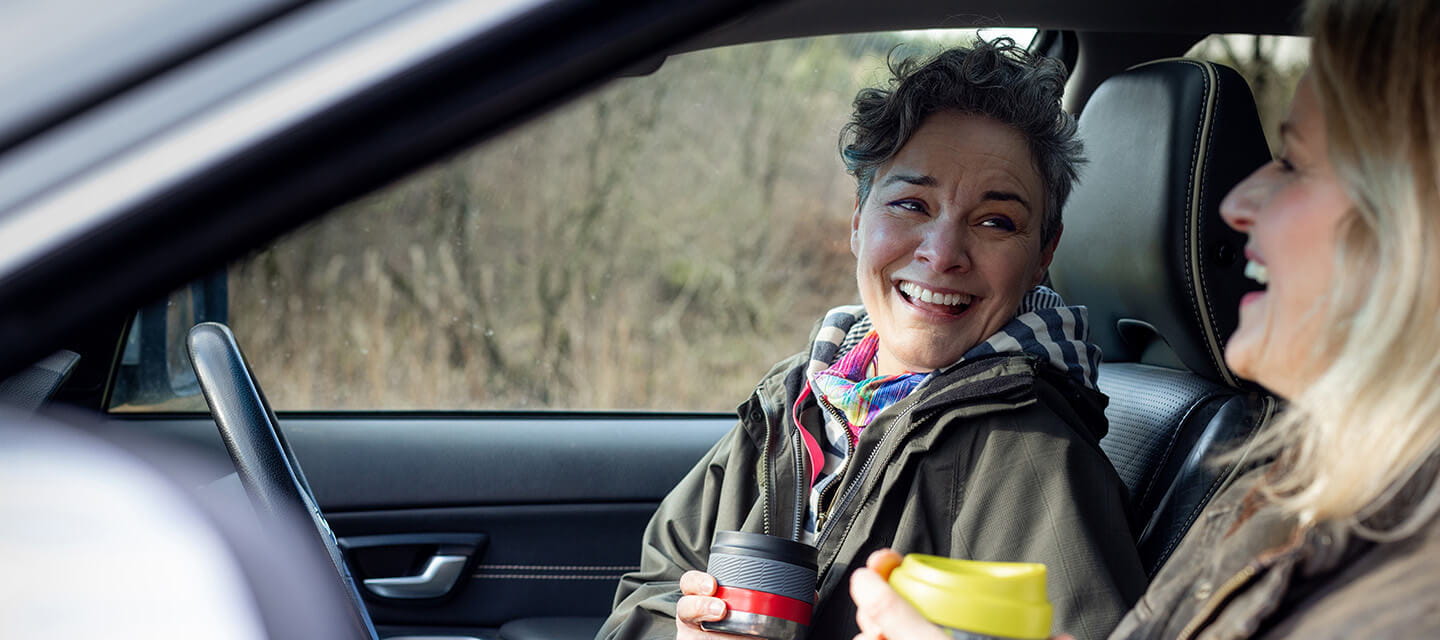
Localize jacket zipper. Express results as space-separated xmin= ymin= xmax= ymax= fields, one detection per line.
xmin=790 ymin=429 xmax=806 ymax=540
xmin=814 ymin=400 xmax=856 ymax=530
xmin=1175 ymin=563 xmax=1259 ymax=640
xmin=756 ymin=386 xmax=807 ymax=540
xmin=755 ymin=390 xmax=776 ymax=537
xmin=814 ymin=401 xmax=930 ymax=583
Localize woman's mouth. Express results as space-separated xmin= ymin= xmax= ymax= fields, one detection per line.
xmin=897 ymin=281 xmax=973 ymax=316
xmin=1241 ymin=258 xmax=1268 ymax=306
xmin=1244 ymin=259 xmax=1269 ymax=285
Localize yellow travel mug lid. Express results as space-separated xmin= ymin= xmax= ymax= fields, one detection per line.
xmin=888 ymin=554 xmax=1052 ymax=640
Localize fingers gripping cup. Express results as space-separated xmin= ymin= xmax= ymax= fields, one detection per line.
xmin=700 ymin=531 xmax=819 ymax=639
xmin=888 ymin=554 xmax=1052 ymax=640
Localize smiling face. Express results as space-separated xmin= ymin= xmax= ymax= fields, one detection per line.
xmin=851 ymin=110 xmax=1055 ymax=375
xmin=1219 ymin=73 xmax=1353 ymax=399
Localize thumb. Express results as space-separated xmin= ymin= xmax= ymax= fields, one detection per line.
xmin=851 ymin=567 xmax=945 ymax=640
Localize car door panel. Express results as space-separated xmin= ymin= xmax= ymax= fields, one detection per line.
xmin=109 ymin=414 xmax=731 ymax=632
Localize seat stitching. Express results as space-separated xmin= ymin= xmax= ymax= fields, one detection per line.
xmin=1175 ymin=59 xmax=1227 ymax=385
xmin=1196 ymin=65 xmax=1231 ymax=386
xmin=1154 ymin=460 xmax=1229 ymax=576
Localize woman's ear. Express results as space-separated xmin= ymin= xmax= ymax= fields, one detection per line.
xmin=850 ymin=199 xmax=863 ymax=257
xmin=1033 ymin=223 xmax=1063 ymax=287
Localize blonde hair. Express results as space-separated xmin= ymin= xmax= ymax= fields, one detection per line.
xmin=1239 ymin=0 xmax=1440 ymax=539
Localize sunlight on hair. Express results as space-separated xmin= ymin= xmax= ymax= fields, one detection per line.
xmin=898 ymin=27 xmax=1037 ymax=49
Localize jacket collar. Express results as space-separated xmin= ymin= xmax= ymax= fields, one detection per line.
xmin=802 ymin=286 xmax=1102 ymax=391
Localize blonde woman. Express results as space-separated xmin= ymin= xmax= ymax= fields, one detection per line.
xmin=850 ymin=0 xmax=1440 ymax=637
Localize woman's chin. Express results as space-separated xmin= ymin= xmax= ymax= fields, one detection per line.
xmin=882 ymin=340 xmax=965 ymax=374
xmin=1222 ymin=340 xmax=1256 ymax=382
xmin=1223 ymin=335 xmax=1287 ymax=396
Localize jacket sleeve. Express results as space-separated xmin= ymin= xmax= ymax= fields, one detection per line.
xmin=598 ymin=423 xmax=763 ymax=640
xmin=952 ymin=400 xmax=1148 ymax=640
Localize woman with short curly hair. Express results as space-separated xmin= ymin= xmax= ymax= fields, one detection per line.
xmin=602 ymin=37 xmax=1145 ymax=640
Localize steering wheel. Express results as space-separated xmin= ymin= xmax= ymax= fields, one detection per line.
xmin=187 ymin=322 xmax=379 ymax=640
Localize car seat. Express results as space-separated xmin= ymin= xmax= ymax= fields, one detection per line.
xmin=1049 ymin=58 xmax=1277 ymax=576
xmin=0 ymin=408 xmax=367 ymax=640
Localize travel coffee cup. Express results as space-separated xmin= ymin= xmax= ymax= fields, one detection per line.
xmin=888 ymin=554 xmax=1052 ymax=640
xmin=699 ymin=530 xmax=818 ymax=639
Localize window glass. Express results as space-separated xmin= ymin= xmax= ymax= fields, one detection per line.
xmin=1187 ymin=35 xmax=1311 ymax=154
xmin=107 ymin=28 xmax=1040 ymax=413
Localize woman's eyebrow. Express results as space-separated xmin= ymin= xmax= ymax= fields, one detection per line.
xmin=881 ymin=173 xmax=938 ymax=188
xmin=983 ymin=190 xmax=1031 ymax=212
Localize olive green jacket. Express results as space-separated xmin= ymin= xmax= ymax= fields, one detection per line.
xmin=1109 ymin=464 xmax=1440 ymax=639
xmin=600 ymin=350 xmax=1147 ymax=640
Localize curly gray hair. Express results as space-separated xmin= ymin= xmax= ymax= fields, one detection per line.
xmin=840 ymin=38 xmax=1083 ymax=244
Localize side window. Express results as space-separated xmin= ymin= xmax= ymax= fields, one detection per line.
xmin=1187 ymin=34 xmax=1311 ymax=154
xmin=107 ymin=28 xmax=1039 ymax=413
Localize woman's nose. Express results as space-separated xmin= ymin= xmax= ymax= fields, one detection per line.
xmin=1220 ymin=164 xmax=1268 ymax=233
xmin=915 ymin=225 xmax=971 ymax=273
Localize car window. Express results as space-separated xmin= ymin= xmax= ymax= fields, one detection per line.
xmin=107 ymin=28 xmax=1038 ymax=413
xmin=1187 ymin=34 xmax=1311 ymax=154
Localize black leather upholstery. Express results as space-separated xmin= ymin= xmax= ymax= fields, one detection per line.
xmin=1096 ymin=363 xmax=1272 ymax=571
xmin=1052 ymin=59 xmax=1269 ymax=387
xmin=1052 ymin=59 xmax=1276 ymax=575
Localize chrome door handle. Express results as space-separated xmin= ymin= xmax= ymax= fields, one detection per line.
xmin=362 ymin=554 xmax=468 ymax=599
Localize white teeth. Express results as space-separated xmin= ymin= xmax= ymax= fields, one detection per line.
xmin=898 ymin=282 xmax=971 ymax=307
xmin=1244 ymin=260 xmax=1269 ymax=285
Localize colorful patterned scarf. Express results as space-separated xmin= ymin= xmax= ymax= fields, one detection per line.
xmin=807 ymin=331 xmax=927 ymax=442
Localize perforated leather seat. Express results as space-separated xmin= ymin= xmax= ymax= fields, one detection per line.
xmin=1050 ymin=59 xmax=1277 ymax=576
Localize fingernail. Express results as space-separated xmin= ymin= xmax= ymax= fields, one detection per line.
xmin=707 ymin=601 xmax=726 ymax=617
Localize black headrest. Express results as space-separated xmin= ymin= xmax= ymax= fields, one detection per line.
xmin=1051 ymin=59 xmax=1270 ymax=387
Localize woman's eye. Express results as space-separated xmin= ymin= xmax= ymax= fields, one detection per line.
xmin=888 ymin=199 xmax=927 ymax=214
xmin=980 ymin=216 xmax=1016 ymax=231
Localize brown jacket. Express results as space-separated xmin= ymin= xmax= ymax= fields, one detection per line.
xmin=600 ymin=351 xmax=1146 ymax=640
xmin=1110 ymin=465 xmax=1440 ymax=639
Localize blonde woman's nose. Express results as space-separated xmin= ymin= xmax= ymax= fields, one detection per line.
xmin=1219 ymin=164 xmax=1269 ymax=233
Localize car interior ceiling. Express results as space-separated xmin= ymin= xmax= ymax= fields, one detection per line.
xmin=6 ymin=0 xmax=1298 ymax=636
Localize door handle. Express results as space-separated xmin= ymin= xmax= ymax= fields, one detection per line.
xmin=363 ymin=554 xmax=469 ymax=599
xmin=338 ymin=533 xmax=487 ymax=601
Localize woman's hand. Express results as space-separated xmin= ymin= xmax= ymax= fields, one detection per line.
xmin=676 ymin=570 xmax=741 ymax=639
xmin=850 ymin=549 xmax=1075 ymax=640
xmin=851 ymin=549 xmax=948 ymax=640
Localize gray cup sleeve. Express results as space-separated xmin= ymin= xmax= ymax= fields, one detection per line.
xmin=707 ymin=552 xmax=817 ymax=603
